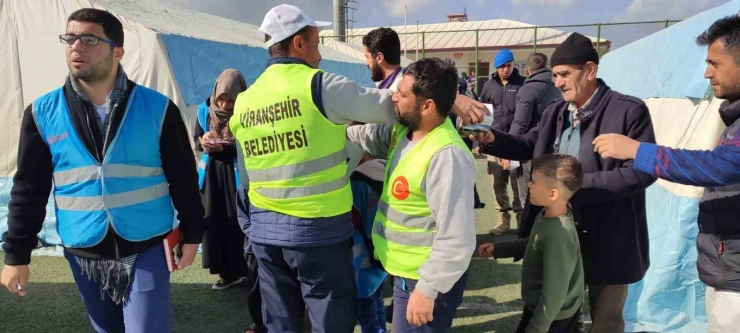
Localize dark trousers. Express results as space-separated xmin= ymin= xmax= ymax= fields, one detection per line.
xmin=462 ymin=137 xmax=483 ymax=208
xmin=252 ymin=240 xmax=357 ymax=333
xmin=391 ymin=271 xmax=468 ymax=333
xmin=358 ymin=285 xmax=387 ymax=333
xmin=487 ymin=161 xmax=522 ymax=215
xmin=516 ymin=161 xmax=531 ymax=206
xmin=516 ymin=306 xmax=581 ymax=333
xmin=65 ymin=245 xmax=171 ymax=333
xmin=473 ymin=184 xmax=483 ymax=207
xmin=245 ymin=253 xmax=266 ymax=332
xmin=588 ymin=284 xmax=627 ymax=333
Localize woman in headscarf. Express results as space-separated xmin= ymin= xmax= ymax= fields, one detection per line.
xmin=194 ymin=69 xmax=249 ymax=290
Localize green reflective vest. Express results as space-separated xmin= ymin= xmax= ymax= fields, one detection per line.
xmin=372 ymin=119 xmax=473 ymax=280
xmin=229 ymin=63 xmax=351 ymax=218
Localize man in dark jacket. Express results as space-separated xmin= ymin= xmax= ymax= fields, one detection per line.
xmin=458 ymin=71 xmax=469 ymax=94
xmin=472 ymin=33 xmax=657 ymax=332
xmin=593 ymin=15 xmax=740 ymax=332
xmin=510 ymin=53 xmax=560 ymax=205
xmin=479 ymin=49 xmax=526 ymax=235
xmin=0 ymin=9 xmax=204 ymax=332
xmin=510 ymin=53 xmax=561 ymax=137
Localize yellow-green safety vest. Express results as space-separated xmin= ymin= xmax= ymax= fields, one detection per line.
xmin=372 ymin=119 xmax=473 ymax=280
xmin=228 ymin=63 xmax=351 ymax=218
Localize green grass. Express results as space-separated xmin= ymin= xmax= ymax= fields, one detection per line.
xmin=0 ymin=159 xmax=527 ymax=332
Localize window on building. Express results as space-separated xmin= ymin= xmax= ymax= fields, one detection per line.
xmin=469 ymin=62 xmax=489 ymax=79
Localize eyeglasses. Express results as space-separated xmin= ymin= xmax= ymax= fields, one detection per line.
xmin=59 ymin=34 xmax=117 ymax=47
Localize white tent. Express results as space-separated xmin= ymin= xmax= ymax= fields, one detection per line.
xmin=321 ymin=38 xmax=414 ymax=68
xmin=0 ymin=0 xmax=375 ymax=246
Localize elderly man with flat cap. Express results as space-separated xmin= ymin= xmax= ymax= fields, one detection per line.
xmin=472 ymin=33 xmax=657 ymax=332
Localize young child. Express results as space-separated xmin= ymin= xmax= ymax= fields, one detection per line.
xmin=479 ymin=154 xmax=584 ymax=333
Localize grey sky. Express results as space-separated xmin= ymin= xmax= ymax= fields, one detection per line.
xmin=152 ymin=0 xmax=729 ymax=27
xmin=151 ymin=0 xmax=730 ymax=50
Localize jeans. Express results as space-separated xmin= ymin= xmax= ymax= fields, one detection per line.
xmin=358 ymin=285 xmax=387 ymax=333
xmin=65 ymin=245 xmax=171 ymax=333
xmin=391 ymin=272 xmax=468 ymax=333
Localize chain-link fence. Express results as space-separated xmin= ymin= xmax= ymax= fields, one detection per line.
xmin=321 ymin=20 xmax=680 ymax=93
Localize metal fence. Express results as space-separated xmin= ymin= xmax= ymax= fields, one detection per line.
xmin=321 ymin=20 xmax=680 ymax=92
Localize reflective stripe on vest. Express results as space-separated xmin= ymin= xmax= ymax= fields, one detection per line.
xmin=372 ymin=119 xmax=474 ymax=280
xmin=33 ymin=85 xmax=175 ymax=247
xmin=55 ymin=183 xmax=169 ymax=211
xmin=247 ymin=149 xmax=348 ymax=182
xmin=372 ymin=221 xmax=435 ymax=247
xmin=196 ymin=101 xmax=240 ymax=190
xmin=53 ymin=164 xmax=163 ymax=187
xmin=53 ymin=164 xmax=168 ymax=210
xmin=253 ymin=173 xmax=348 ymax=199
xmin=230 ymin=63 xmax=351 ymax=218
xmin=376 ymin=200 xmax=435 ymax=230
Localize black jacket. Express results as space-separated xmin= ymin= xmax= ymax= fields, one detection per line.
xmin=509 ymin=68 xmax=561 ymax=136
xmin=480 ymin=68 xmax=526 ymax=132
xmin=481 ymin=80 xmax=657 ymax=285
xmin=458 ymin=78 xmax=468 ymax=95
xmin=697 ymin=100 xmax=740 ymax=291
xmin=2 ymin=80 xmax=205 ymax=265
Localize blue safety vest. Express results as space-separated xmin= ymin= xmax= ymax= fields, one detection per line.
xmin=196 ymin=101 xmax=240 ymax=190
xmin=33 ymin=86 xmax=175 ymax=248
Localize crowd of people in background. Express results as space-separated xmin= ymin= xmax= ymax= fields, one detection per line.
xmin=2 ymin=3 xmax=740 ymax=333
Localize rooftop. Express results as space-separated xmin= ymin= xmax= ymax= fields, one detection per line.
xmin=321 ymin=19 xmax=610 ymax=52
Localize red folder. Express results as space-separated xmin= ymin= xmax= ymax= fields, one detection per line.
xmin=163 ymin=228 xmax=182 ymax=272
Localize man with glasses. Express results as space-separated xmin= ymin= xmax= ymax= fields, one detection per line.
xmin=1 ymin=8 xmax=205 ymax=332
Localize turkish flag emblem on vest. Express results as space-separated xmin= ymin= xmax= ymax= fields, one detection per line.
xmin=391 ymin=176 xmax=410 ymax=200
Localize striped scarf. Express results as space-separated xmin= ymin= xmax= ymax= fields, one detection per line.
xmin=67 ymin=64 xmax=128 ymax=137
xmin=73 ymin=254 xmax=137 ymax=305
xmin=66 ymin=65 xmax=136 ymax=305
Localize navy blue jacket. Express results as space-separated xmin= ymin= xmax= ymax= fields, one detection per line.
xmin=479 ymin=68 xmax=526 ymax=132
xmin=458 ymin=78 xmax=468 ymax=95
xmin=509 ymin=68 xmax=560 ymax=136
xmin=481 ymin=79 xmax=657 ymax=285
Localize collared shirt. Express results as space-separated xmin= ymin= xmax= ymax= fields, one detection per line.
xmin=92 ymin=99 xmax=110 ymax=128
xmin=67 ymin=64 xmax=128 ymax=137
xmin=559 ymin=88 xmax=599 ymax=158
xmin=567 ymin=88 xmax=599 ymax=128
xmin=377 ymin=67 xmax=403 ymax=90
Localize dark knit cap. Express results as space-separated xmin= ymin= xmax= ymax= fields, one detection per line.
xmin=550 ymin=32 xmax=599 ymax=67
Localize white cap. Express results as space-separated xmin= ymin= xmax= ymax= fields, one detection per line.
xmin=259 ymin=4 xmax=332 ymax=47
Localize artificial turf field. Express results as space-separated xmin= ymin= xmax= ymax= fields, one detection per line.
xmin=0 ymin=159 xmax=592 ymax=332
